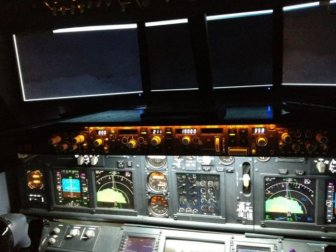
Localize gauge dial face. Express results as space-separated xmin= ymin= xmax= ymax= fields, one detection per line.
xmin=265 ymin=177 xmax=315 ymax=222
xmin=219 ymin=156 xmax=234 ymax=165
xmin=95 ymin=170 xmax=134 ymax=209
xmin=147 ymin=172 xmax=168 ymax=192
xmin=146 ymin=156 xmax=167 ymax=169
xmin=148 ymin=195 xmax=168 ymax=217
xmin=27 ymin=170 xmax=44 ymax=190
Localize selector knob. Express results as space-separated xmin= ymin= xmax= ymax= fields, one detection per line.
xmin=127 ymin=139 xmax=137 ymax=149
xmin=48 ymin=237 xmax=56 ymax=245
xmin=256 ymin=137 xmax=268 ymax=147
xmin=181 ymin=136 xmax=191 ymax=146
xmin=59 ymin=143 xmax=68 ymax=152
xmin=316 ymin=161 xmax=326 ymax=174
xmin=93 ymin=138 xmax=103 ymax=147
xmin=91 ymin=156 xmax=99 ymax=166
xmin=52 ymin=227 xmax=61 ymax=235
xmin=72 ymin=135 xmax=85 ymax=144
xmin=69 ymin=228 xmax=80 ymax=237
xmin=151 ymin=136 xmax=161 ymax=146
xmin=315 ymin=133 xmax=328 ymax=144
xmin=292 ymin=143 xmax=301 ymax=153
xmin=49 ymin=136 xmax=62 ymax=145
xmin=84 ymin=230 xmax=95 ymax=239
xmin=281 ymin=133 xmax=292 ymax=144
xmin=305 ymin=142 xmax=316 ymax=153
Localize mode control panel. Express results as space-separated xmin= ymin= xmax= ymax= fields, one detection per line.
xmin=19 ymin=124 xmax=334 ymax=157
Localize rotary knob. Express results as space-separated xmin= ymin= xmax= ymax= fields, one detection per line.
xmin=59 ymin=143 xmax=68 ymax=152
xmin=316 ymin=161 xmax=326 ymax=174
xmin=93 ymin=138 xmax=103 ymax=147
xmin=84 ymin=230 xmax=95 ymax=239
xmin=151 ymin=136 xmax=161 ymax=146
xmin=256 ymin=137 xmax=268 ymax=147
xmin=127 ymin=139 xmax=137 ymax=149
xmin=181 ymin=136 xmax=191 ymax=146
xmin=72 ymin=134 xmax=85 ymax=144
xmin=281 ymin=133 xmax=292 ymax=144
xmin=315 ymin=133 xmax=328 ymax=144
xmin=305 ymin=142 xmax=316 ymax=153
xmin=49 ymin=136 xmax=62 ymax=145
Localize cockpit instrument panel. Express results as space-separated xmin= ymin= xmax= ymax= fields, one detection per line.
xmin=54 ymin=169 xmax=90 ymax=207
xmin=265 ymin=177 xmax=315 ymax=223
xmin=95 ymin=170 xmax=134 ymax=209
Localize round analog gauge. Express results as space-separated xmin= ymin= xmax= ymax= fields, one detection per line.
xmin=148 ymin=195 xmax=168 ymax=217
xmin=27 ymin=170 xmax=44 ymax=190
xmin=146 ymin=156 xmax=167 ymax=169
xmin=257 ymin=157 xmax=271 ymax=162
xmin=147 ymin=172 xmax=168 ymax=192
xmin=219 ymin=156 xmax=234 ymax=166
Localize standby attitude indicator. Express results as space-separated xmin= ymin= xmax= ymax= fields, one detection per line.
xmin=95 ymin=170 xmax=134 ymax=209
xmin=265 ymin=177 xmax=315 ymax=223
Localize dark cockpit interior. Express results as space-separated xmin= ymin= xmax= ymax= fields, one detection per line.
xmin=1 ymin=0 xmax=336 ymax=251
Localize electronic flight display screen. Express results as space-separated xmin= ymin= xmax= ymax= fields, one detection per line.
xmin=122 ymin=237 xmax=156 ymax=252
xmin=54 ymin=169 xmax=90 ymax=207
xmin=95 ymin=170 xmax=134 ymax=209
xmin=265 ymin=177 xmax=315 ymax=223
xmin=326 ymin=179 xmax=336 ymax=224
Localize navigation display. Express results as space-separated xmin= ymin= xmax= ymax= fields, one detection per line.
xmin=54 ymin=169 xmax=89 ymax=207
xmin=265 ymin=177 xmax=315 ymax=222
xmin=123 ymin=237 xmax=155 ymax=252
xmin=326 ymin=179 xmax=336 ymax=224
xmin=95 ymin=170 xmax=134 ymax=209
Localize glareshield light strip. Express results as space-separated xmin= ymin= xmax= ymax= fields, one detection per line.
xmin=53 ymin=24 xmax=137 ymax=33
xmin=206 ymin=9 xmax=273 ymax=21
xmin=13 ymin=34 xmax=27 ymax=101
xmin=145 ymin=19 xmax=188 ymax=27
xmin=23 ymin=91 xmax=143 ymax=102
xmin=283 ymin=2 xmax=319 ymax=11
xmin=282 ymin=83 xmax=336 ymax=87
xmin=151 ymin=88 xmax=198 ymax=92
xmin=214 ymin=84 xmax=272 ymax=89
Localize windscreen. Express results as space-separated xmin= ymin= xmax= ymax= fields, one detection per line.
xmin=283 ymin=3 xmax=336 ymax=86
xmin=145 ymin=19 xmax=198 ymax=92
xmin=13 ymin=25 xmax=142 ymax=101
xmin=207 ymin=10 xmax=273 ymax=89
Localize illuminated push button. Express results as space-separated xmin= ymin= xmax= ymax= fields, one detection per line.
xmin=151 ymin=136 xmax=161 ymax=146
xmin=93 ymin=138 xmax=103 ymax=147
xmin=127 ymin=139 xmax=137 ymax=149
xmin=72 ymin=135 xmax=85 ymax=144
xmin=256 ymin=137 xmax=268 ymax=147
xmin=181 ymin=136 xmax=191 ymax=146
xmin=59 ymin=143 xmax=68 ymax=151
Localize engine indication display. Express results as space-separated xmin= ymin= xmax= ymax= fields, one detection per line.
xmin=54 ymin=169 xmax=90 ymax=207
xmin=265 ymin=177 xmax=315 ymax=222
xmin=326 ymin=179 xmax=336 ymax=224
xmin=176 ymin=173 xmax=220 ymax=215
xmin=95 ymin=170 xmax=134 ymax=209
